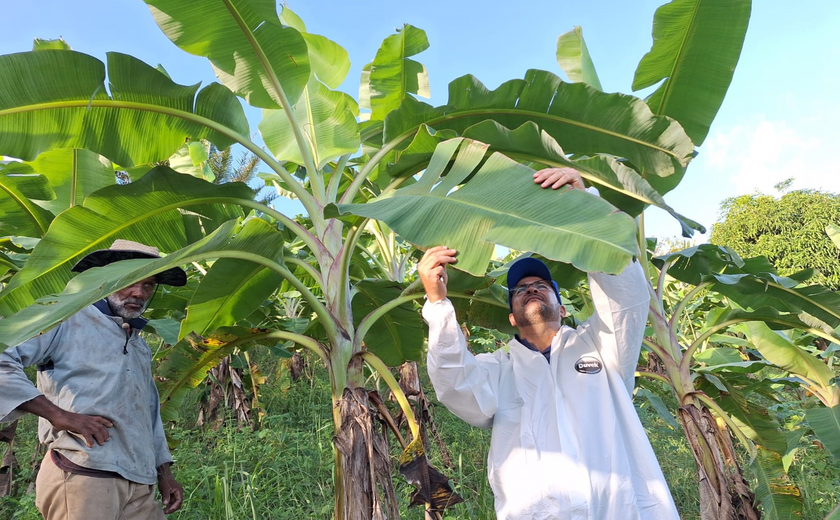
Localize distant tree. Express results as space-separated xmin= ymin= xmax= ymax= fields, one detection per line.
xmin=710 ymin=188 xmax=840 ymax=288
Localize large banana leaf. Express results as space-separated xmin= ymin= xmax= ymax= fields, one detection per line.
xmin=0 ymin=167 xmax=250 ymax=315
xmin=0 ymin=171 xmax=54 ymax=237
xmin=279 ymin=7 xmax=349 ymax=90
xmin=710 ymin=307 xmax=839 ymax=339
xmin=555 ymin=26 xmax=603 ymax=90
xmin=381 ymin=121 xmax=697 ymax=237
xmin=715 ymin=393 xmax=787 ymax=454
xmin=745 ymin=322 xmax=836 ymax=390
xmin=329 ymin=138 xmax=638 ymax=276
xmin=633 ymin=0 xmax=751 ymax=145
xmin=179 ymin=219 xmax=286 ymax=339
xmin=260 ymin=78 xmax=360 ymax=170
xmin=2 ymin=149 xmax=115 ymax=214
xmin=656 ymin=245 xmax=840 ymax=329
xmin=157 ymin=327 xmax=263 ymax=423
xmin=360 ymin=24 xmax=430 ymax=121
xmin=352 ymin=280 xmax=423 ymax=366
xmin=377 ymin=70 xmax=694 ymax=183
xmin=750 ymin=449 xmax=804 ymax=520
xmin=0 ymin=218 xmax=293 ymax=352
xmin=459 ymin=121 xmax=704 ymax=236
xmin=0 ymin=51 xmax=248 ymax=167
xmin=805 ymin=405 xmax=840 ymax=461
xmin=805 ymin=404 xmax=840 ymax=459
xmin=717 ymin=279 xmax=840 ymax=332
xmin=144 ymin=0 xmax=310 ymax=109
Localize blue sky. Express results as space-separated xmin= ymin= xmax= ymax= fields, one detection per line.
xmin=2 ymin=0 xmax=838 ymax=240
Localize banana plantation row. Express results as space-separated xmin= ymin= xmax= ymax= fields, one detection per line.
xmin=0 ymin=0 xmax=837 ymax=519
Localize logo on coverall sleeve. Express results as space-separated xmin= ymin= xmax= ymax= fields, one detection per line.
xmin=574 ymin=356 xmax=603 ymax=374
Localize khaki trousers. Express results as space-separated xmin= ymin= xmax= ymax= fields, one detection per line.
xmin=35 ymin=454 xmax=166 ymax=520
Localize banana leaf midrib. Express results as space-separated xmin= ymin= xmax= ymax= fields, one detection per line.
xmin=0 ymin=196 xmax=251 ymax=296
xmin=217 ymin=0 xmax=321 ymax=179
xmin=219 ymin=0 xmax=284 ymax=106
xmin=368 ymin=107 xmax=691 ymax=166
xmin=187 ymin=262 xmax=278 ymax=337
xmin=504 ymin=151 xmax=657 ymax=204
xmin=654 ymin=0 xmax=703 ymax=114
xmin=721 ymin=277 xmax=840 ymax=325
xmin=1 ymin=97 xmax=317 ymax=210
xmin=0 ymin=99 xmax=249 ymax=150
xmin=0 ymin=176 xmax=50 ymax=235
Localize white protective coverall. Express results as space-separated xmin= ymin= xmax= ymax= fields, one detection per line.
xmin=423 ymin=261 xmax=679 ymax=520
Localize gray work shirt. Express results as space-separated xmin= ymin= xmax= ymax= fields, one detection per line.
xmin=0 ymin=302 xmax=172 ymax=485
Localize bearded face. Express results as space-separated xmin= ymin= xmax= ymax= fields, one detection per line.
xmin=106 ymin=276 xmax=156 ymax=320
xmin=509 ymin=276 xmax=564 ymax=328
xmin=106 ymin=292 xmax=150 ymax=320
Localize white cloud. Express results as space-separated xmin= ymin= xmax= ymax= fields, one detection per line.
xmin=703 ymin=117 xmax=840 ymax=195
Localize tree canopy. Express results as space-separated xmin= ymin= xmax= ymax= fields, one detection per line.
xmin=710 ymin=188 xmax=840 ymax=289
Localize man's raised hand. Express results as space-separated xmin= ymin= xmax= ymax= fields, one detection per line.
xmin=418 ymin=246 xmax=457 ymax=303
xmin=534 ymin=167 xmax=585 ymax=191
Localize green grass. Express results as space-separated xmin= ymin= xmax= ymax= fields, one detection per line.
xmin=1 ymin=351 xmax=838 ymax=520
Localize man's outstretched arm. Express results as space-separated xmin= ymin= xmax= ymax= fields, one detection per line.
xmin=419 ymin=247 xmax=503 ymax=428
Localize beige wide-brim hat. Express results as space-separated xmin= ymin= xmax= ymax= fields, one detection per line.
xmin=71 ymin=239 xmax=187 ymax=286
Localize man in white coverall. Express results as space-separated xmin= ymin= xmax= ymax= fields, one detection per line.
xmin=418 ymin=168 xmax=679 ymax=519
xmin=0 ymin=240 xmax=185 ymax=519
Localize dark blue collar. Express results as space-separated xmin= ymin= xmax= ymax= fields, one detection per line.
xmin=515 ymin=335 xmax=551 ymax=363
xmin=93 ymin=299 xmax=149 ymax=330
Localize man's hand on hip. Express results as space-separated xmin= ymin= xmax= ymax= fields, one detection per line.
xmin=418 ymin=246 xmax=457 ymax=303
xmin=18 ymin=395 xmax=113 ymax=448
xmin=51 ymin=410 xmax=114 ymax=448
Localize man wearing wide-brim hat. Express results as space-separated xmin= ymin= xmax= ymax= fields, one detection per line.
xmin=0 ymin=240 xmax=187 ymax=519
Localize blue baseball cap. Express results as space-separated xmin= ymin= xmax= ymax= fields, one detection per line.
xmin=507 ymin=257 xmax=562 ymax=311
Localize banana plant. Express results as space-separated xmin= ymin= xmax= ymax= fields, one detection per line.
xmin=640 ymin=243 xmax=840 ymax=520
xmin=0 ymin=0 xmax=751 ymax=517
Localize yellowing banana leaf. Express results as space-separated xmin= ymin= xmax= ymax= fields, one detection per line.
xmin=750 ymin=449 xmax=803 ymax=520
xmin=157 ymin=327 xmax=265 ymax=424
xmin=745 ymin=322 xmax=836 ymax=390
